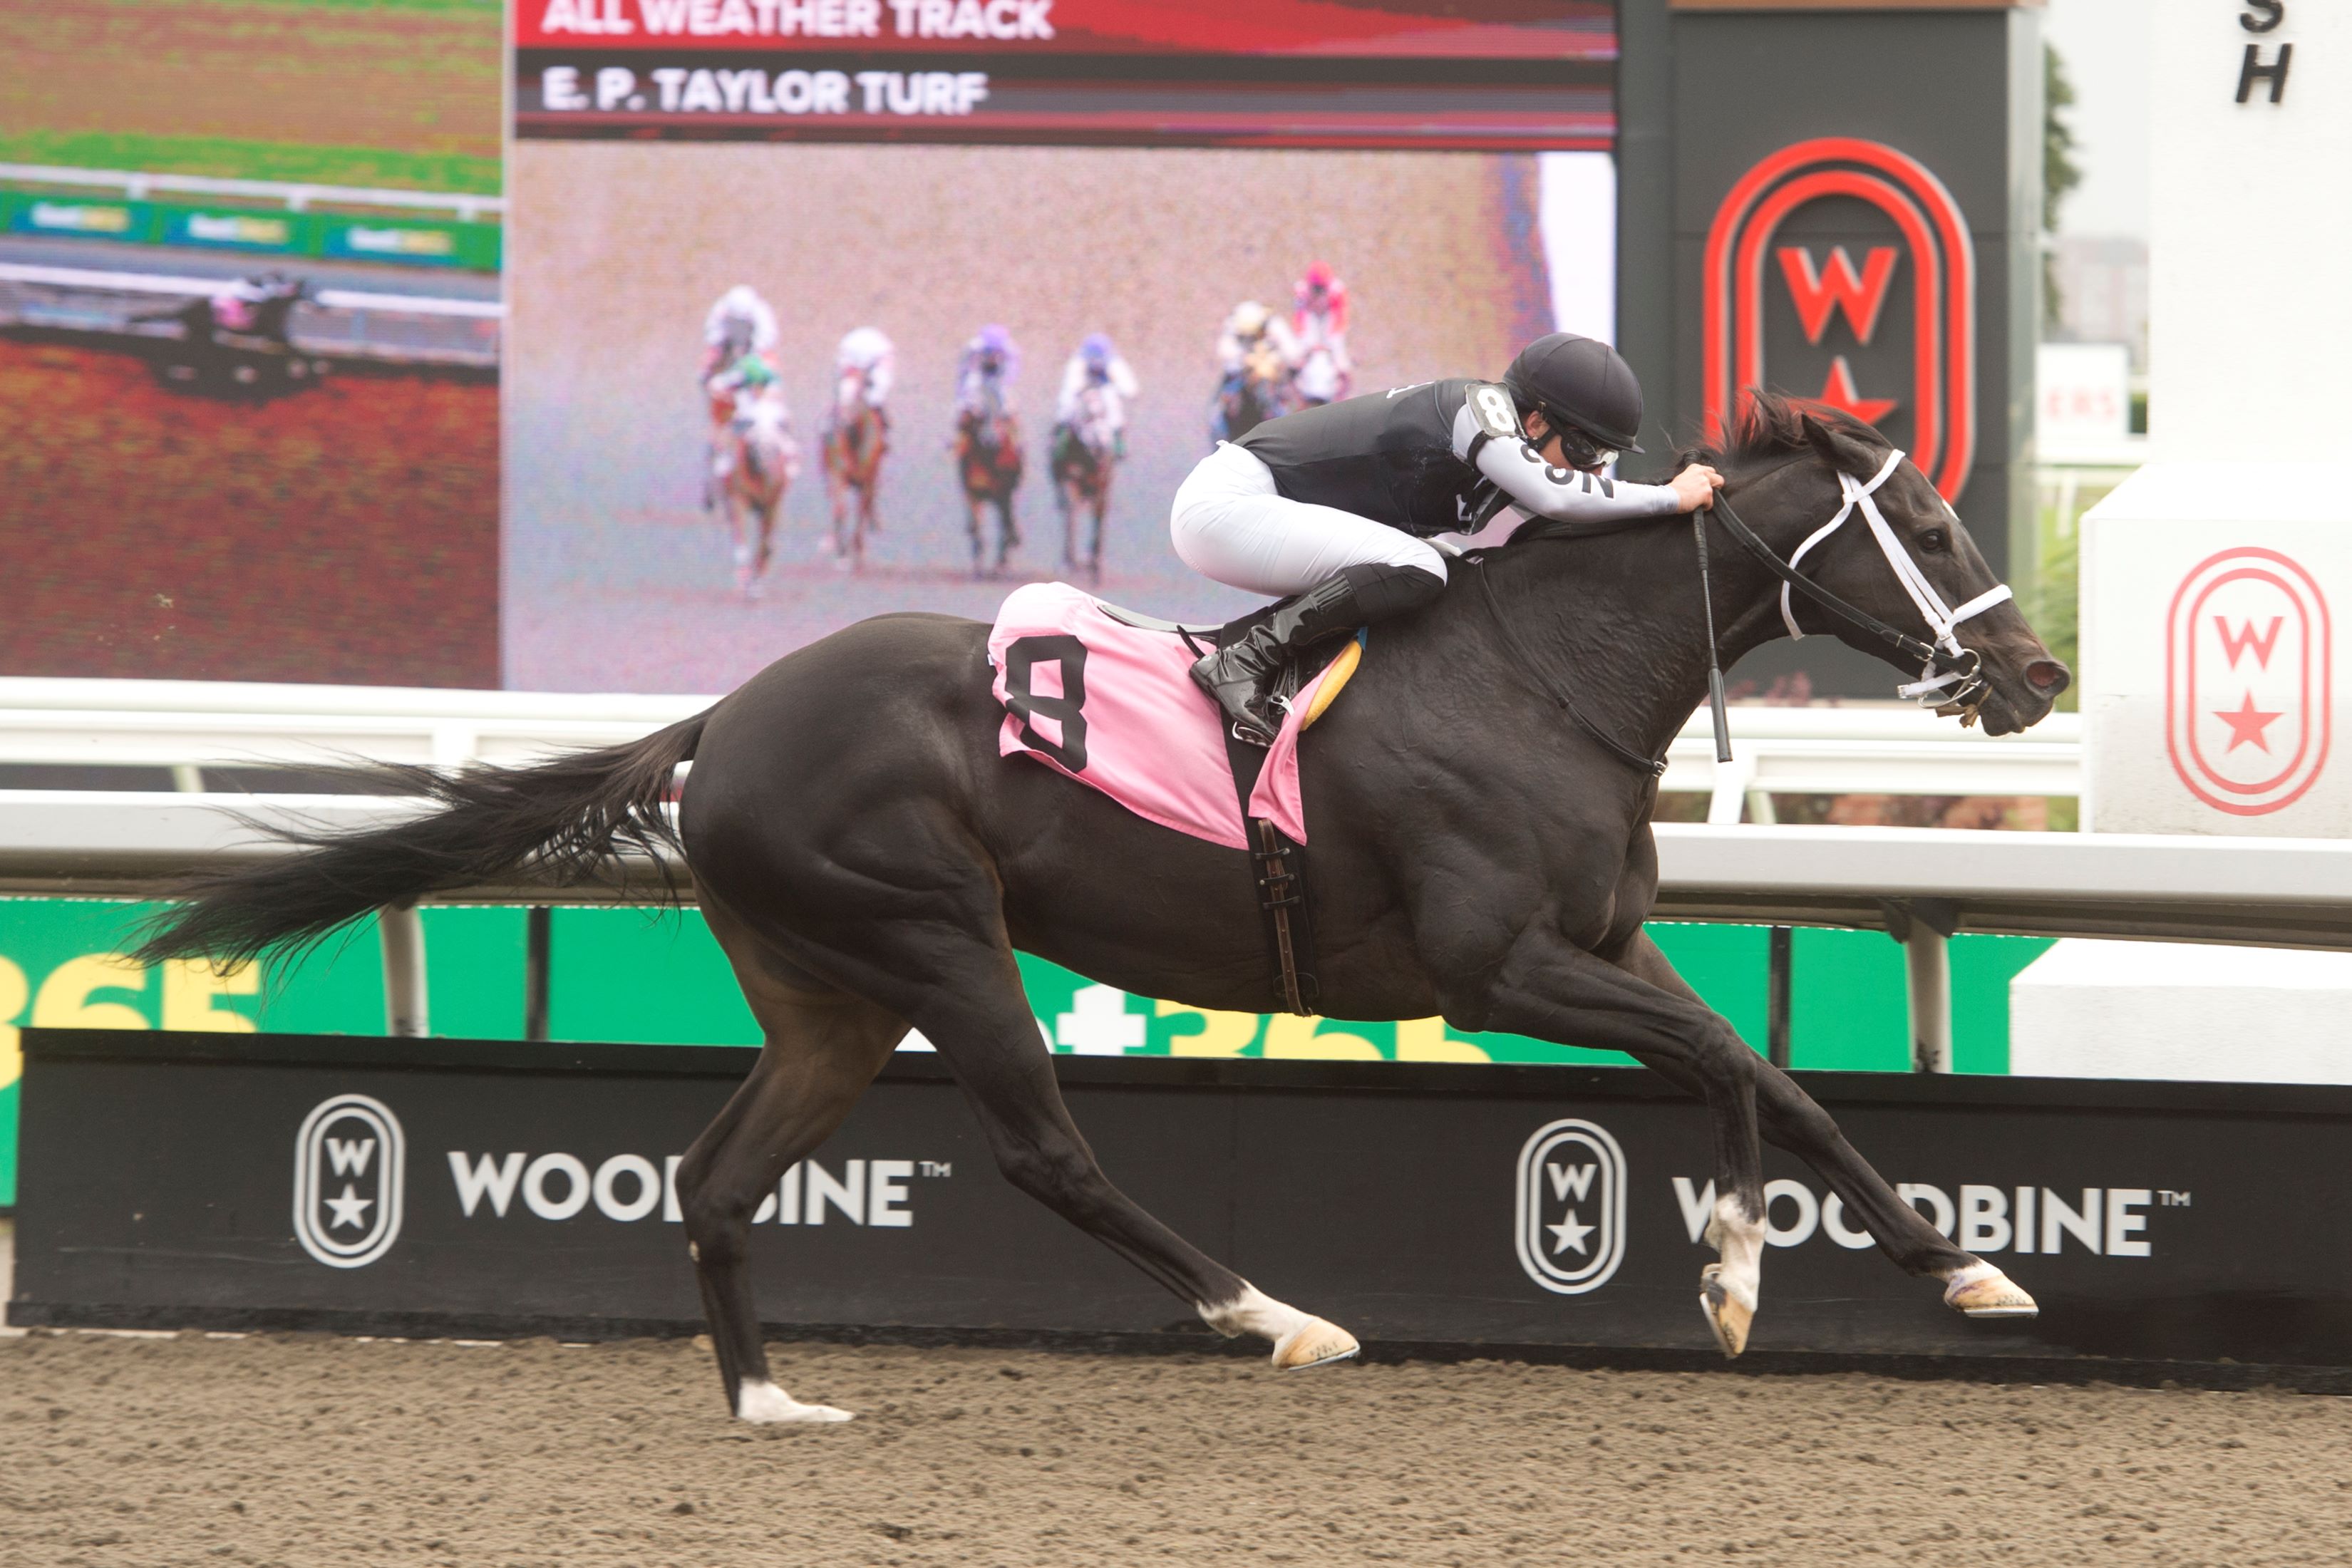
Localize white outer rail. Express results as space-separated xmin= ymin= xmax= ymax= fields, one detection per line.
xmin=0 ymin=262 xmax=505 ymax=321
xmin=2 ymin=793 xmax=2344 ymax=1060
xmin=0 ymin=163 xmax=504 ymax=222
xmin=0 ymin=677 xmax=2074 ymax=812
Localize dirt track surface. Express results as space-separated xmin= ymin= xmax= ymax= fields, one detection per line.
xmin=0 ymin=338 xmax=497 ymax=686
xmin=3 ymin=1332 xmax=2348 ymax=1567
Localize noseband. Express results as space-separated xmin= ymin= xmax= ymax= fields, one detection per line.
xmin=1705 ymin=448 xmax=2011 ymax=718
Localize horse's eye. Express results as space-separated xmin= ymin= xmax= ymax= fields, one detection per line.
xmin=1919 ymin=527 xmax=1949 ymax=554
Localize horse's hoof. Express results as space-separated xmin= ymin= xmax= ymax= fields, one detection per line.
xmin=1700 ymin=1264 xmax=1753 ymax=1358
xmin=1943 ymin=1265 xmax=2038 ymax=1319
xmin=736 ymin=1380 xmax=855 ymax=1424
xmin=1271 ymin=1316 xmax=1360 ymax=1370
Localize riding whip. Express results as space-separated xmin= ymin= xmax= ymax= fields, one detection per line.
xmin=1693 ymin=504 xmax=1734 ymax=765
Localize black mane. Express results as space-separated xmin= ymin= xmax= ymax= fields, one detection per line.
xmin=1674 ymin=391 xmax=1884 ymax=475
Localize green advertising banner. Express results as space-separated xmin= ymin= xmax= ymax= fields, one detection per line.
xmin=0 ymin=192 xmax=501 ymax=271
xmin=0 ymin=899 xmax=2052 ymax=1207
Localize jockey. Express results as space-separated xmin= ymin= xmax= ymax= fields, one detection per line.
xmin=1174 ymin=332 xmax=1726 ymax=741
xmin=832 ymin=325 xmax=895 ymax=425
xmin=701 ymin=284 xmax=778 ymax=370
xmin=956 ymin=324 xmax=1018 ymax=415
xmin=1056 ymin=333 xmax=1139 ymax=451
xmin=1217 ymin=300 xmax=1300 ymax=383
xmin=704 ymin=351 xmax=790 ymax=481
xmin=1290 ymin=262 xmax=1352 ymax=405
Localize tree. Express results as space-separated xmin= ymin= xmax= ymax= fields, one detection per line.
xmin=2044 ymin=42 xmax=2084 ymax=326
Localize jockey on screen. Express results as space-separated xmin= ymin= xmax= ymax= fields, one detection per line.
xmin=701 ymin=285 xmax=778 ymax=379
xmin=701 ymin=284 xmax=780 ymax=431
xmin=1175 ymin=332 xmax=1726 ymax=741
xmin=832 ymin=325 xmax=895 ymax=426
xmin=1056 ymin=333 xmax=1139 ymax=455
xmin=956 ymin=324 xmax=1020 ymax=416
xmin=1290 ymin=262 xmax=1352 ymax=405
xmin=1217 ymin=299 xmax=1300 ymax=386
xmin=703 ymin=351 xmax=792 ymax=483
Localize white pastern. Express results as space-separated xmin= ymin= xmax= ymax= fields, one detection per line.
xmin=1200 ymin=1284 xmax=1360 ymax=1370
xmin=736 ymin=1378 xmax=855 ymax=1424
xmin=1938 ymin=1260 xmax=2040 ymax=1318
xmin=1706 ymin=1192 xmax=1763 ymax=1311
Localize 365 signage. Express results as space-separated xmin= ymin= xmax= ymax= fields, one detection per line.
xmin=1703 ymin=136 xmax=1978 ymax=502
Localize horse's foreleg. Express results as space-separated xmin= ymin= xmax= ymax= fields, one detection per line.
xmin=1460 ymin=930 xmax=1772 ymax=1355
xmin=1606 ymin=931 xmax=2035 ymax=1318
xmin=677 ymin=903 xmax=907 ymax=1422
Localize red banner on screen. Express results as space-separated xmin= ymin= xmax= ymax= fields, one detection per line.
xmin=515 ymin=0 xmax=1614 ymax=58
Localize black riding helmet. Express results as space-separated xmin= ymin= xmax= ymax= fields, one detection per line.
xmin=1502 ymin=333 xmax=1646 ymax=458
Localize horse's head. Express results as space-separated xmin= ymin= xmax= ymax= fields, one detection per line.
xmin=1709 ymin=396 xmax=2069 ymax=737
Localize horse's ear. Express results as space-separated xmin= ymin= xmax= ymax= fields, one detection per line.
xmin=1800 ymin=411 xmax=1880 ymax=481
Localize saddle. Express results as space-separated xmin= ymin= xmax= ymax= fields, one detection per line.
xmin=990 ymin=586 xmax=1366 ymax=1014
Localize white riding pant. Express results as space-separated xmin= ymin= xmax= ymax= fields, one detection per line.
xmin=1170 ymin=442 xmax=1446 ymax=598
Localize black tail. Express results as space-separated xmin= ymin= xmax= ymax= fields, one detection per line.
xmin=133 ymin=713 xmax=709 ymax=969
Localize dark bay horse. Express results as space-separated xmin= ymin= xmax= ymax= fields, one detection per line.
xmin=820 ymin=371 xmax=887 ymax=570
xmin=1048 ymin=383 xmax=1120 ymax=582
xmin=140 ymin=396 xmax=2070 ymax=1425
xmin=954 ymin=386 xmax=1023 ymax=577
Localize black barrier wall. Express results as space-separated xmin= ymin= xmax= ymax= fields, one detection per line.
xmin=14 ymin=1030 xmax=2347 ymax=1373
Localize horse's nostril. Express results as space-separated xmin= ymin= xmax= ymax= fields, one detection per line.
xmin=2026 ymin=659 xmax=2072 ymax=695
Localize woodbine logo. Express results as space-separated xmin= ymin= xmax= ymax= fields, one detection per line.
xmin=448 ymin=1150 xmax=942 ymax=1227
xmin=293 ymin=1094 xmax=406 ymax=1269
xmin=1669 ymin=1176 xmax=2165 ymax=1258
xmin=1514 ymin=1119 xmax=1629 ymax=1295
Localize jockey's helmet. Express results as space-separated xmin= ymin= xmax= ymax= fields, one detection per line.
xmin=1299 ymin=260 xmax=1335 ymax=298
xmin=1231 ymin=301 xmax=1270 ymax=338
xmin=1502 ymin=333 xmax=1646 ymax=457
xmin=1080 ymin=332 xmax=1113 ymax=366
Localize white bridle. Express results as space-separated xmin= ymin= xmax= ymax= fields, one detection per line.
xmin=1778 ymin=447 xmax=2013 ymax=704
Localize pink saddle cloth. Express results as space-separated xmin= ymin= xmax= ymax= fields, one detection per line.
xmin=989 ymin=582 xmax=1341 ymax=850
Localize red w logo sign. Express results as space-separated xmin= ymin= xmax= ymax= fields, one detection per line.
xmin=1777 ymin=246 xmax=1899 ymax=345
xmin=2214 ymin=615 xmax=2285 ymax=669
xmin=1702 ymin=138 xmax=1977 ymax=502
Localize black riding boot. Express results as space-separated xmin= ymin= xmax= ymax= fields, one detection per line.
xmin=1190 ymin=562 xmax=1444 ymax=742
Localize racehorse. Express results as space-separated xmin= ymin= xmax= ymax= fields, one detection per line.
xmin=954 ymin=384 xmax=1023 ymax=577
xmin=132 ymin=277 xmax=320 ymax=398
xmin=1048 ymin=382 xmax=1119 ymax=582
xmin=1209 ymin=340 xmax=1294 ymax=443
xmin=714 ymin=393 xmax=796 ymax=599
xmin=819 ymin=369 xmax=888 ymax=571
xmin=138 ymin=394 xmax=2069 ymax=1425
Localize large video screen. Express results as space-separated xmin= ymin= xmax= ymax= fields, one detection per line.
xmin=0 ymin=0 xmax=503 ymax=686
xmin=506 ymin=0 xmax=1618 ymax=692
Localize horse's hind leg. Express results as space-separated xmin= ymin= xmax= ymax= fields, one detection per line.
xmin=1608 ymin=932 xmax=2036 ymax=1319
xmin=675 ymin=900 xmax=908 ymax=1422
xmin=870 ymin=936 xmax=1358 ymax=1369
